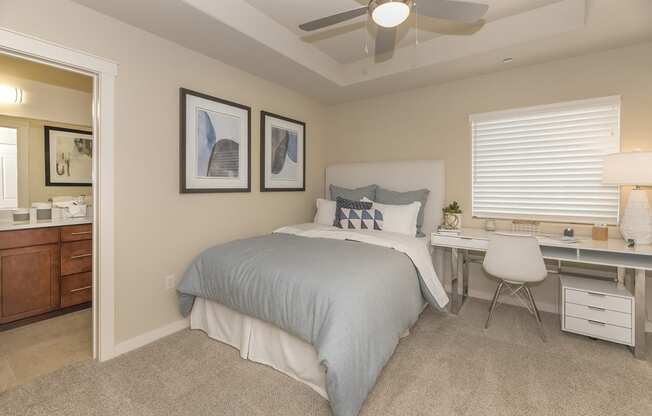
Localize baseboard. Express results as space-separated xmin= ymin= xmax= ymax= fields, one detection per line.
xmin=113 ymin=317 xmax=190 ymax=357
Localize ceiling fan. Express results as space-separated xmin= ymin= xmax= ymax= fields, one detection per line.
xmin=299 ymin=0 xmax=489 ymax=58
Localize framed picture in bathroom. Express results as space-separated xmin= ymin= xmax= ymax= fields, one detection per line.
xmin=44 ymin=126 xmax=93 ymax=186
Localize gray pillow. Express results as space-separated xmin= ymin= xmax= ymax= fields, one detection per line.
xmin=329 ymin=184 xmax=377 ymax=202
xmin=376 ymin=187 xmax=430 ymax=237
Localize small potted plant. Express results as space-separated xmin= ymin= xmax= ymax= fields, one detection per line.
xmin=442 ymin=201 xmax=463 ymax=230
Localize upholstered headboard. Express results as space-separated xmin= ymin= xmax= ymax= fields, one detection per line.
xmin=325 ymin=160 xmax=445 ymax=236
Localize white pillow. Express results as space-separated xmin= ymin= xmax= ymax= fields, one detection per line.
xmin=314 ymin=198 xmax=336 ymax=226
xmin=362 ymin=198 xmax=421 ymax=236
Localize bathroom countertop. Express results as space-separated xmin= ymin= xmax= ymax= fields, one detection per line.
xmin=0 ymin=216 xmax=93 ymax=232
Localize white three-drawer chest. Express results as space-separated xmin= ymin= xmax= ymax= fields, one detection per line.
xmin=560 ymin=276 xmax=634 ymax=346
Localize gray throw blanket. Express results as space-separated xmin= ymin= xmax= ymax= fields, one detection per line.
xmin=178 ymin=233 xmax=429 ymax=416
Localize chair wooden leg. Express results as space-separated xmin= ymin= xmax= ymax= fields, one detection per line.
xmin=524 ymin=286 xmax=546 ymax=342
xmin=485 ymin=280 xmax=504 ymax=329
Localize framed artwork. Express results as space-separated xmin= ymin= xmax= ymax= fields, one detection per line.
xmin=44 ymin=126 xmax=93 ymax=186
xmin=180 ymin=88 xmax=251 ymax=193
xmin=260 ymin=111 xmax=305 ymax=192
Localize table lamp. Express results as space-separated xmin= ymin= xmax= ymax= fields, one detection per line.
xmin=603 ymin=151 xmax=652 ymax=244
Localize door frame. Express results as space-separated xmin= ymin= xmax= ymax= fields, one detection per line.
xmin=0 ymin=27 xmax=118 ymax=361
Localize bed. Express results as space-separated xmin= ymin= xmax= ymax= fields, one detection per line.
xmin=177 ymin=160 xmax=448 ymax=416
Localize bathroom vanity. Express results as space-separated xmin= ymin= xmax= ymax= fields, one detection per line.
xmin=0 ymin=218 xmax=92 ymax=328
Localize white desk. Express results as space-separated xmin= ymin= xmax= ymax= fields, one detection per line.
xmin=431 ymin=228 xmax=651 ymax=358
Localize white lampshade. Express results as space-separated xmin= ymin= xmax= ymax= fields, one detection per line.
xmin=602 ymin=151 xmax=652 ymax=186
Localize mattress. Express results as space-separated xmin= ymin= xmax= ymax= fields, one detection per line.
xmin=190 ymin=297 xmax=329 ymax=399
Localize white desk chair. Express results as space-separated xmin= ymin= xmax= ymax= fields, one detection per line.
xmin=483 ymin=233 xmax=548 ymax=341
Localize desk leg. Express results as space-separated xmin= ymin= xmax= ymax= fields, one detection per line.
xmin=617 ymin=267 xmax=625 ymax=289
xmin=462 ymin=250 xmax=469 ymax=300
xmin=634 ymin=269 xmax=647 ymax=359
xmin=449 ymin=248 xmax=468 ymax=315
xmin=450 ymin=248 xmax=459 ymax=314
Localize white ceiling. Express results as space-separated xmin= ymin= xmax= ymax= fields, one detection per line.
xmin=71 ymin=0 xmax=652 ymax=103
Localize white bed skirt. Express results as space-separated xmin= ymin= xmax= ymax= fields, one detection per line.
xmin=190 ymin=297 xmax=329 ymax=399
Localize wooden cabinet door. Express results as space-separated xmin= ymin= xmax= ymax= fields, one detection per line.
xmin=0 ymin=244 xmax=60 ymax=323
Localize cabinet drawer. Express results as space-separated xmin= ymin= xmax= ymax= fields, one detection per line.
xmin=60 ymin=272 xmax=92 ymax=308
xmin=61 ymin=271 xmax=92 ymax=293
xmin=60 ymin=224 xmax=92 ymax=242
xmin=565 ymin=289 xmax=631 ymax=314
xmin=61 ymin=240 xmax=92 ymax=276
xmin=0 ymin=228 xmax=59 ymax=250
xmin=564 ymin=316 xmax=632 ymax=346
xmin=565 ymin=303 xmax=631 ymax=328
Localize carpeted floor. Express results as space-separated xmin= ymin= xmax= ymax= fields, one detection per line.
xmin=1 ymin=298 xmax=651 ymax=416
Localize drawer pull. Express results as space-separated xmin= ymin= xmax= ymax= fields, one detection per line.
xmin=587 ymin=306 xmax=606 ymax=312
xmin=588 ymin=320 xmax=606 ymax=326
xmin=70 ymin=231 xmax=92 ymax=236
xmin=70 ymin=253 xmax=92 ymax=260
xmin=70 ymin=285 xmax=92 ymax=293
xmin=587 ymin=292 xmax=606 ymax=297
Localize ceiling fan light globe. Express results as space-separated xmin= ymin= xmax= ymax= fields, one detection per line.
xmin=371 ymin=1 xmax=411 ymax=28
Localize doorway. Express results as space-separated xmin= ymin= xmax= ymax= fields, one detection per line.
xmin=0 ymin=53 xmax=95 ymax=391
xmin=0 ymin=27 xmax=117 ymax=374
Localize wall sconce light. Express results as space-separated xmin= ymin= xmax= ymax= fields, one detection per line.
xmin=0 ymin=85 xmax=23 ymax=104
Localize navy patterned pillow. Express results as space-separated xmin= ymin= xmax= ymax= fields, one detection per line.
xmin=335 ymin=197 xmax=383 ymax=231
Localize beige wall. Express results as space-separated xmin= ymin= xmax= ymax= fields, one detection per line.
xmin=0 ymin=0 xmax=329 ymax=343
xmin=328 ymin=41 xmax=652 ymax=322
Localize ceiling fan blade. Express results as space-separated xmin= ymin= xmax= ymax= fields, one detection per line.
xmin=375 ymin=27 xmax=397 ymax=59
xmin=417 ymin=0 xmax=489 ymax=23
xmin=299 ymin=7 xmax=368 ymax=31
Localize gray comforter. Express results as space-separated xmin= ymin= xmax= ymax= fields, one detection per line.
xmin=177 ymin=233 xmax=430 ymax=416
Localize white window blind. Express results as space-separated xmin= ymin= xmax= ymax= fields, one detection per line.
xmin=470 ymin=96 xmax=620 ymax=225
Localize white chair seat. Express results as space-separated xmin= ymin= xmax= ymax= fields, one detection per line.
xmin=483 ymin=233 xmax=548 ymax=341
xmin=483 ymin=233 xmax=547 ymax=284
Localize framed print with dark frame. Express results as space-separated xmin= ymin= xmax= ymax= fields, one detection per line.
xmin=260 ymin=111 xmax=305 ymax=192
xmin=180 ymin=88 xmax=251 ymax=193
xmin=44 ymin=126 xmax=93 ymax=186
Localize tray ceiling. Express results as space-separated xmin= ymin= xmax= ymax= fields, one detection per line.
xmin=244 ymin=0 xmax=560 ymax=64
xmin=71 ymin=0 xmax=652 ymax=103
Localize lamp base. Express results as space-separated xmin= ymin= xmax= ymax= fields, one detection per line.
xmin=620 ymin=189 xmax=652 ymax=245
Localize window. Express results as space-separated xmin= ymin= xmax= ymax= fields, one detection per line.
xmin=470 ymin=96 xmax=620 ymax=225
